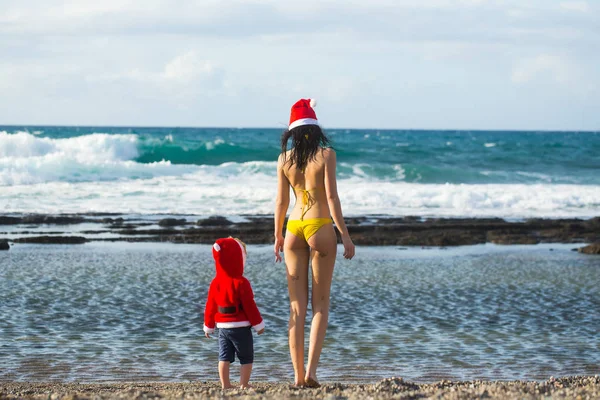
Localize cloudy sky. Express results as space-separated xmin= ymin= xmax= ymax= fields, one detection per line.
xmin=1 ymin=0 xmax=598 ymax=130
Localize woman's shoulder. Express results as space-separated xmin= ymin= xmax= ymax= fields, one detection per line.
xmin=277 ymin=150 xmax=290 ymax=164
xmin=320 ymin=147 xmax=336 ymax=160
xmin=317 ymin=146 xmax=334 ymax=155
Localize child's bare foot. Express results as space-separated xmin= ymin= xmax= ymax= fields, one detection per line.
xmin=221 ymin=384 xmax=235 ymax=390
xmin=240 ymin=384 xmax=254 ymax=389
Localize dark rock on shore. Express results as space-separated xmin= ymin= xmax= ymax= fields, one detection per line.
xmin=578 ymin=243 xmax=600 ymax=255
xmin=584 ymin=216 xmax=600 ymax=228
xmin=197 ymin=216 xmax=233 ymax=226
xmin=158 ymin=218 xmax=188 ymax=227
xmin=0 ymin=239 xmax=9 ymax=250
xmin=2 ymin=214 xmax=599 ymax=246
xmin=107 ymin=216 xmax=600 ymax=246
xmin=487 ymin=231 xmax=540 ymax=245
xmin=22 ymin=215 xmax=85 ymax=225
xmin=13 ymin=236 xmax=87 ymax=244
xmin=0 ymin=215 xmax=85 ymax=225
xmin=0 ymin=216 xmax=22 ymax=225
xmin=102 ymin=217 xmax=124 ymax=225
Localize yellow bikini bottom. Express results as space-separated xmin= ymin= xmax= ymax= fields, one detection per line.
xmin=286 ymin=218 xmax=333 ymax=241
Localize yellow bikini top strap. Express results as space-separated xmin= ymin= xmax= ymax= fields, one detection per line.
xmin=295 ymin=187 xmax=317 ymax=221
xmin=300 ymin=189 xmax=310 ymax=221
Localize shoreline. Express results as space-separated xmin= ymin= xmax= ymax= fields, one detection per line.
xmin=1 ymin=376 xmax=599 ymax=399
xmin=1 ymin=213 xmax=599 ymax=248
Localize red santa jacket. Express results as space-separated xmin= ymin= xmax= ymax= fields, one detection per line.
xmin=203 ymin=237 xmax=264 ymax=334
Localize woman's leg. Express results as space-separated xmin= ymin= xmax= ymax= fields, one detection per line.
xmin=284 ymin=233 xmax=310 ymax=386
xmin=305 ymin=223 xmax=337 ymax=383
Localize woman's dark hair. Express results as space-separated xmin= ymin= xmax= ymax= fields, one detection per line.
xmin=280 ymin=125 xmax=331 ymax=171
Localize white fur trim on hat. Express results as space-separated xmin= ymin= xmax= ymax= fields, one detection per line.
xmin=289 ymin=118 xmax=319 ymax=130
xmin=213 ymin=243 xmax=221 ymax=252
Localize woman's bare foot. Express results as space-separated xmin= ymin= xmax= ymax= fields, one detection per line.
xmin=221 ymin=385 xmax=235 ymax=390
xmin=240 ymin=384 xmax=254 ymax=389
xmin=304 ymin=377 xmax=320 ymax=388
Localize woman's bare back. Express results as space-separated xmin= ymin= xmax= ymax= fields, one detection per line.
xmin=282 ymin=148 xmax=332 ymax=221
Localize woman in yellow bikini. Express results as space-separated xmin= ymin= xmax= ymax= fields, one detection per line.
xmin=274 ymin=98 xmax=355 ymax=387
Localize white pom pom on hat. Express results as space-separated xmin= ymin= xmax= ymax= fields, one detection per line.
xmin=213 ymin=243 xmax=221 ymax=252
xmin=309 ymin=99 xmax=317 ymax=108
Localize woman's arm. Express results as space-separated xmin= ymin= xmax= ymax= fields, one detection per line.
xmin=323 ymin=148 xmax=355 ymax=259
xmin=274 ymin=154 xmax=290 ymax=262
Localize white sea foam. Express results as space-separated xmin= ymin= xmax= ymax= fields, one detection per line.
xmin=393 ymin=164 xmax=406 ymax=180
xmin=1 ymin=177 xmax=599 ymax=218
xmin=0 ymin=131 xmax=147 ymax=185
xmin=516 ymin=171 xmax=553 ymax=182
xmin=205 ymin=138 xmax=225 ymax=150
xmin=0 ymin=131 xmax=139 ymax=161
xmin=1 ymin=131 xmax=599 ymax=218
xmin=349 ymin=163 xmax=371 ymax=179
xmin=0 ymin=131 xmax=178 ymax=185
xmin=484 ymin=142 xmax=497 ymax=148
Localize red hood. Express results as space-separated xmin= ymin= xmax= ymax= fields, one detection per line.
xmin=212 ymin=237 xmax=245 ymax=278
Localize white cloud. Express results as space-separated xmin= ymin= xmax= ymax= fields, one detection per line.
xmin=559 ymin=1 xmax=589 ymax=12
xmin=0 ymin=1 xmax=599 ymax=129
xmin=60 ymin=0 xmax=135 ymax=17
xmin=511 ymin=54 xmax=576 ymax=85
xmin=83 ymin=51 xmax=223 ymax=99
xmin=163 ymin=52 xmax=215 ymax=82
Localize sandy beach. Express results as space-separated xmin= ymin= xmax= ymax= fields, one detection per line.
xmin=2 ymin=376 xmax=599 ymax=399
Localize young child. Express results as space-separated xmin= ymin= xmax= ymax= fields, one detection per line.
xmin=203 ymin=237 xmax=265 ymax=389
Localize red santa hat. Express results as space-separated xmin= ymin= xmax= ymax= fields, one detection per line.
xmin=289 ymin=98 xmax=318 ymax=130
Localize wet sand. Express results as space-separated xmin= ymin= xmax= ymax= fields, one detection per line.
xmin=1 ymin=376 xmax=599 ymax=399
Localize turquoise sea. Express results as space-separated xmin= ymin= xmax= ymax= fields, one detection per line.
xmin=1 ymin=126 xmax=599 ymax=218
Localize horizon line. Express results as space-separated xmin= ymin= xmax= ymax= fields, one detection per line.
xmin=0 ymin=123 xmax=598 ymax=134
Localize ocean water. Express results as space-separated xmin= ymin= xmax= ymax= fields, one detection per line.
xmin=1 ymin=242 xmax=598 ymax=383
xmin=1 ymin=126 xmax=599 ymax=218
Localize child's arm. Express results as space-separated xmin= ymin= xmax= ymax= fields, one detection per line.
xmin=240 ymin=279 xmax=265 ymax=334
xmin=203 ymin=280 xmax=217 ymax=337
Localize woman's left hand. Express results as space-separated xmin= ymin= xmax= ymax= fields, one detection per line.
xmin=274 ymin=235 xmax=285 ymax=262
xmin=342 ymin=234 xmax=355 ymax=260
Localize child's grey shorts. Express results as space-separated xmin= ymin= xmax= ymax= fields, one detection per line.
xmin=218 ymin=326 xmax=254 ymax=364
